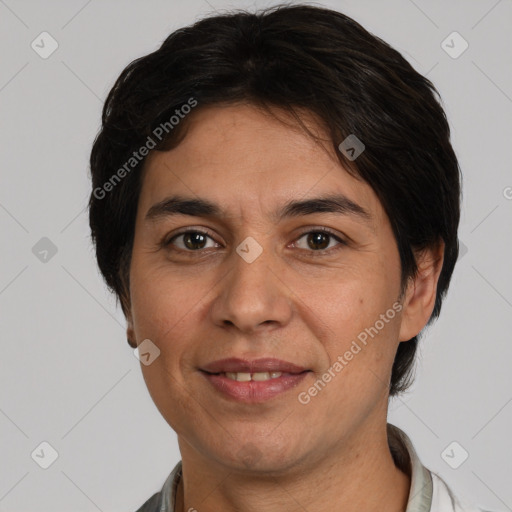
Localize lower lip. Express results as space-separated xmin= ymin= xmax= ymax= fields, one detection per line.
xmin=200 ymin=371 xmax=310 ymax=403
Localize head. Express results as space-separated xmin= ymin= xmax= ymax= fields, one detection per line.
xmin=88 ymin=3 xmax=460 ymax=471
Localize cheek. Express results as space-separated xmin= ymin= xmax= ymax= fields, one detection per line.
xmin=297 ymin=281 xmax=402 ymax=422
xmin=130 ymin=260 xmax=207 ymax=342
xmin=299 ymin=262 xmax=398 ymax=338
xmin=130 ymin=266 xmax=205 ymax=431
xmin=291 ymin=258 xmax=402 ymax=394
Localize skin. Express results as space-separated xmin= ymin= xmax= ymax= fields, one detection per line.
xmin=126 ymin=103 xmax=444 ymax=512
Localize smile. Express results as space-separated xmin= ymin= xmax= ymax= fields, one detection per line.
xmin=200 ymin=370 xmax=310 ymax=403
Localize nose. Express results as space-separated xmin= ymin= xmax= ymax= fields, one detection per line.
xmin=209 ymin=240 xmax=293 ymax=334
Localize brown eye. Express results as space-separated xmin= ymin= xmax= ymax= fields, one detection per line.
xmin=167 ymin=230 xmax=218 ymax=251
xmin=307 ymin=232 xmax=330 ymax=250
xmin=294 ymin=230 xmax=344 ymax=252
xmin=183 ymin=232 xmax=207 ymax=250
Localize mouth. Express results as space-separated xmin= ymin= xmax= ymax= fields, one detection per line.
xmin=199 ymin=358 xmax=312 ymax=403
xmin=200 ymin=357 xmax=309 ymax=374
xmin=203 ymin=370 xmax=300 ymax=382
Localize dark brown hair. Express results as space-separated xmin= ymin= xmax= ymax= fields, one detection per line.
xmin=88 ymin=3 xmax=461 ymax=397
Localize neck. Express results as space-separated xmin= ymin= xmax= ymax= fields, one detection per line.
xmin=174 ymin=423 xmax=411 ymax=512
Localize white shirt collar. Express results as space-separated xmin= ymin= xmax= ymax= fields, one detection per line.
xmin=388 ymin=423 xmax=433 ymax=511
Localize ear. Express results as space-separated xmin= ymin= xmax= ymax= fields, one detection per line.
xmin=398 ymin=240 xmax=445 ymax=342
xmin=123 ymin=293 xmax=137 ymax=348
xmin=126 ymin=312 xmax=137 ymax=349
xmin=119 ymin=265 xmax=136 ymax=348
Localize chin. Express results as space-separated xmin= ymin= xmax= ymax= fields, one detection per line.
xmin=214 ymin=436 xmax=307 ymax=475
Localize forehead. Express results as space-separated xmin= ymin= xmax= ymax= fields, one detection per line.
xmin=138 ymin=104 xmax=384 ymax=228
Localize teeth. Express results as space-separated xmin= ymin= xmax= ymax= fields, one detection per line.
xmin=253 ymin=371 xmax=277 ymax=381
xmin=228 ymin=372 xmax=251 ymax=382
xmin=224 ymin=371 xmax=283 ymax=381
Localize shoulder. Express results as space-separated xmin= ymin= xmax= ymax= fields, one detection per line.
xmin=431 ymin=471 xmax=502 ymax=512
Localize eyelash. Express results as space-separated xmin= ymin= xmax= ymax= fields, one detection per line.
xmin=163 ymin=227 xmax=346 ymax=256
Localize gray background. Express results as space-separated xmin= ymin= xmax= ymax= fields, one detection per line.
xmin=1 ymin=0 xmax=511 ymax=510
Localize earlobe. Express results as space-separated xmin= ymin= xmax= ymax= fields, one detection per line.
xmin=121 ymin=289 xmax=137 ymax=348
xmin=126 ymin=314 xmax=137 ymax=348
xmin=398 ymin=241 xmax=445 ymax=342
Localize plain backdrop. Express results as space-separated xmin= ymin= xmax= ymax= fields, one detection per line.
xmin=0 ymin=0 xmax=511 ymax=511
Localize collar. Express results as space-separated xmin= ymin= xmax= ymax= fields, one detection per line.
xmin=155 ymin=423 xmax=433 ymax=512
xmin=388 ymin=423 xmax=433 ymax=512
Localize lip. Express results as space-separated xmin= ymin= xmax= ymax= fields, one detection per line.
xmin=200 ymin=357 xmax=308 ymax=374
xmin=200 ymin=357 xmax=310 ymax=404
xmin=200 ymin=371 xmax=310 ymax=403
xmin=199 ymin=358 xmax=311 ymax=403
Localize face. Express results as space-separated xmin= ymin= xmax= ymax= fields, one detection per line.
xmin=126 ymin=104 xmax=431 ymax=475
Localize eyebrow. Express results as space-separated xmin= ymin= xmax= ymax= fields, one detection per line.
xmin=145 ymin=193 xmax=372 ymax=225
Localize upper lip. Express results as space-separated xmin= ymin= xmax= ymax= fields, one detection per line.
xmin=201 ymin=358 xmax=308 ymax=374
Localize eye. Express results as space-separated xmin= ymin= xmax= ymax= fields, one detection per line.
xmin=163 ymin=227 xmax=346 ymax=255
xmin=293 ymin=229 xmax=345 ymax=252
xmin=165 ymin=230 xmax=219 ymax=251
